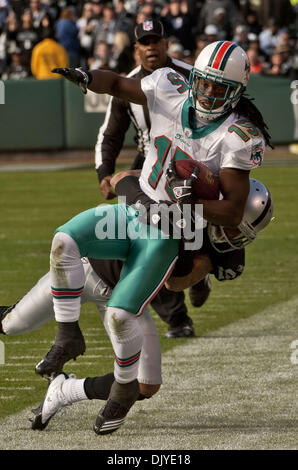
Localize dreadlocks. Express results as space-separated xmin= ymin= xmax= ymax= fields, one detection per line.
xmin=234 ymin=94 xmax=274 ymax=148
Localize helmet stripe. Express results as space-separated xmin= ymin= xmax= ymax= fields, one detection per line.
xmin=252 ymin=194 xmax=272 ymax=227
xmin=219 ymin=43 xmax=238 ymax=71
xmin=211 ymin=41 xmax=236 ymax=70
xmin=207 ymin=41 xmax=224 ymax=68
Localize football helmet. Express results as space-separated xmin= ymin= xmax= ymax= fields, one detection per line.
xmin=208 ymin=178 xmax=274 ymax=252
xmin=189 ymin=41 xmax=250 ymax=121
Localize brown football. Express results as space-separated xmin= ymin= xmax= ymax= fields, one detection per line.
xmin=175 ymin=159 xmax=220 ymax=200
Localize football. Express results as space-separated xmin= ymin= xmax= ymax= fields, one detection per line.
xmin=175 ymin=159 xmax=220 ymax=200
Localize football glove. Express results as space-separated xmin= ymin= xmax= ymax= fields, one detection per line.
xmin=166 ymin=160 xmax=200 ymax=209
xmin=51 ymin=67 xmax=92 ymax=94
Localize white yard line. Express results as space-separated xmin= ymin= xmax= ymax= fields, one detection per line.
xmin=0 ymin=296 xmax=297 ymax=450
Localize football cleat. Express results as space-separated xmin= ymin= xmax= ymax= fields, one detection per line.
xmin=30 ymin=373 xmax=71 ymax=431
xmin=0 ymin=303 xmax=18 ymax=334
xmin=94 ymin=399 xmax=129 ymax=435
xmin=188 ymin=274 xmax=211 ymax=307
xmin=165 ymin=317 xmax=195 ymax=338
xmin=35 ymin=337 xmax=86 ymax=376
xmin=93 ymin=379 xmax=139 ymax=435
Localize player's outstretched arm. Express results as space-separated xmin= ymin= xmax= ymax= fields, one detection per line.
xmin=52 ymin=67 xmax=146 ymax=105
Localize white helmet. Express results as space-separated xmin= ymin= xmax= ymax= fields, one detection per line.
xmin=189 ymin=41 xmax=250 ymax=121
xmin=208 ymin=178 xmax=274 ymax=252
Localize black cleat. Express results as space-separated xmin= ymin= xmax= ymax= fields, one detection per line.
xmin=165 ymin=317 xmax=195 ymax=338
xmin=188 ymin=274 xmax=211 ymax=307
xmin=30 ymin=400 xmax=48 ymax=431
xmin=94 ymin=399 xmax=129 ymax=435
xmin=93 ymin=379 xmax=139 ymax=435
xmin=35 ymin=338 xmax=86 ymax=376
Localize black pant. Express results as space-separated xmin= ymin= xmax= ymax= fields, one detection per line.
xmin=151 ymin=286 xmax=189 ymax=328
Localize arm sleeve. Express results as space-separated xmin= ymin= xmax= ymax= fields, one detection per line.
xmin=95 ymin=96 xmax=132 ymax=182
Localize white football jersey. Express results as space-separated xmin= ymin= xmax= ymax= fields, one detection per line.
xmin=139 ymin=67 xmax=265 ymax=202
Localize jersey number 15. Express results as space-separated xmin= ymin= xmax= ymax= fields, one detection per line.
xmin=148 ymin=135 xmax=192 ymax=201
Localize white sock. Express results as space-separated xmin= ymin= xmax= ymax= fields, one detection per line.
xmin=106 ymin=307 xmax=144 ymax=384
xmin=50 ymin=232 xmax=85 ymax=322
xmin=62 ymin=377 xmax=88 ymax=404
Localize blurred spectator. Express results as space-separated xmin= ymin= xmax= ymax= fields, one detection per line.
xmin=168 ymin=40 xmax=184 ymax=59
xmin=262 ymin=44 xmax=292 ymax=77
xmin=233 ymin=24 xmax=249 ymax=50
xmin=289 ymin=38 xmax=298 ymax=80
xmin=9 ymin=1 xmax=24 ymax=18
xmin=246 ymin=46 xmax=264 ymax=74
xmin=245 ymin=10 xmax=262 ymax=36
xmin=123 ymin=0 xmax=138 ymax=16
xmin=212 ymin=7 xmax=231 ymax=40
xmin=248 ymin=36 xmax=260 ymax=50
xmin=90 ymin=0 xmax=104 ymax=20
xmin=2 ymin=46 xmax=29 ymax=79
xmin=0 ymin=25 xmax=6 ymax=75
xmin=139 ymin=1 xmax=159 ymax=20
xmin=16 ymin=9 xmax=39 ymax=72
xmin=161 ymin=0 xmax=194 ymax=52
xmin=194 ymin=33 xmax=207 ymax=60
xmin=77 ymin=2 xmax=94 ymax=36
xmin=273 ymin=43 xmax=293 ymax=75
xmin=29 ymin=0 xmax=46 ymax=29
xmin=167 ymin=34 xmax=178 ymax=47
xmin=0 ymin=0 xmax=8 ymax=30
xmin=92 ymin=2 xmax=117 ymax=53
xmin=77 ymin=2 xmax=94 ymax=62
xmin=38 ymin=12 xmax=55 ymax=40
xmin=185 ymin=0 xmax=204 ymax=19
xmin=258 ymin=18 xmax=284 ymax=57
xmin=247 ymin=36 xmax=267 ymax=63
xmin=78 ymin=0 xmax=104 ymax=60
xmin=114 ymin=0 xmax=135 ymax=42
xmin=5 ymin=12 xmax=19 ymax=56
xmin=277 ymin=30 xmax=293 ymax=50
xmin=196 ymin=0 xmax=238 ymax=35
xmin=204 ymin=24 xmax=218 ymax=44
xmin=31 ymin=26 xmax=69 ymax=79
xmin=42 ymin=0 xmax=61 ymax=22
xmin=89 ymin=39 xmax=117 ymax=70
xmin=55 ymin=7 xmax=81 ymax=67
xmin=112 ymin=30 xmax=134 ymax=74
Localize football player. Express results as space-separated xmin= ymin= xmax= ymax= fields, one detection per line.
xmin=95 ymin=19 xmax=201 ymax=339
xmin=0 ymin=178 xmax=273 ymax=431
xmin=33 ymin=39 xmax=273 ymax=434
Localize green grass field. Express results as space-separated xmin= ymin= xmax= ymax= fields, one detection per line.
xmin=0 ymin=161 xmax=298 ymax=430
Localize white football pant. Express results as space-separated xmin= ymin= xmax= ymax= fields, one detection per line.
xmin=2 ymin=259 xmax=162 ymax=386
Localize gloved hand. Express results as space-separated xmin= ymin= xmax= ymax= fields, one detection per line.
xmin=166 ymin=160 xmax=200 ymax=210
xmin=51 ymin=67 xmax=92 ymax=94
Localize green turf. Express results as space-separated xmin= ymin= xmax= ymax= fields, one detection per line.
xmin=0 ymin=163 xmax=297 ymax=421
